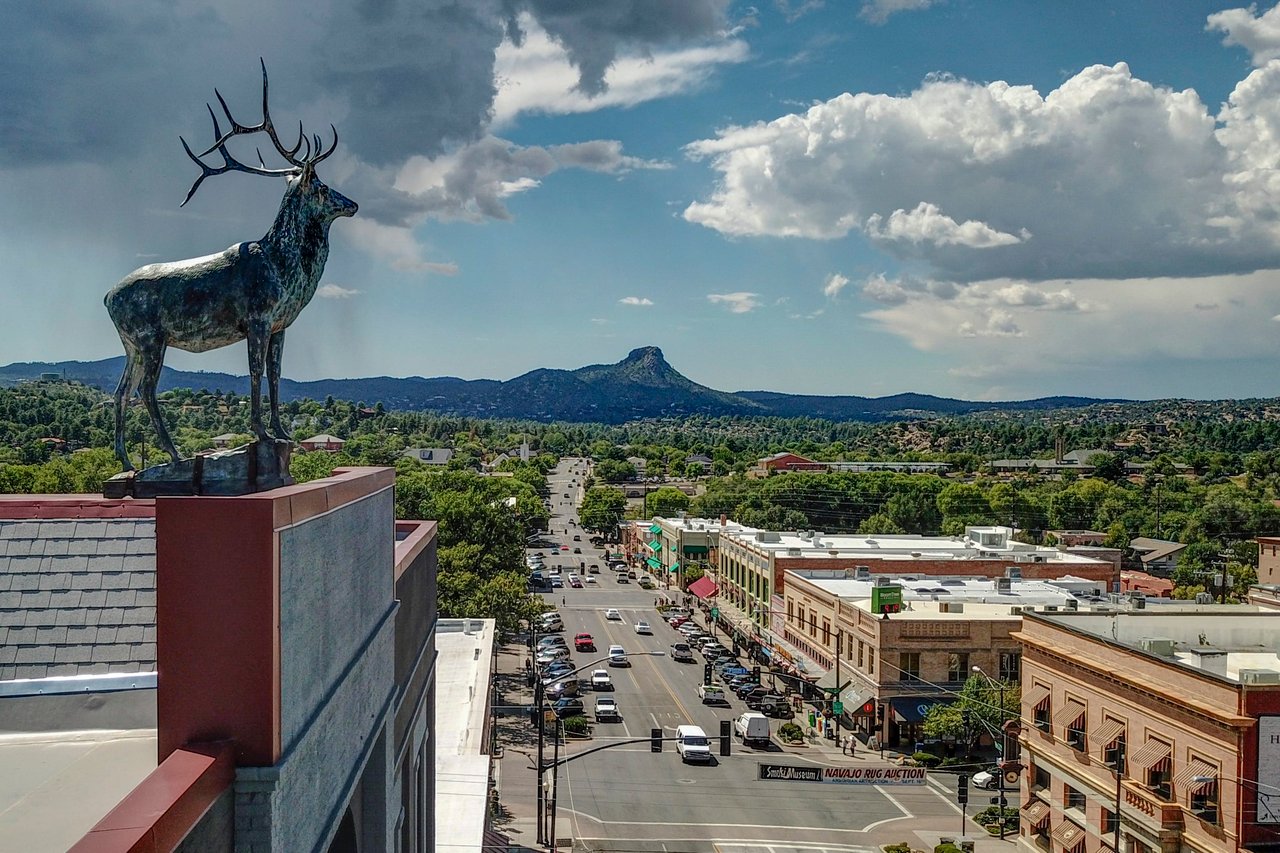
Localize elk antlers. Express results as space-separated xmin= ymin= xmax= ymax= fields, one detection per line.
xmin=180 ymin=59 xmax=339 ymax=206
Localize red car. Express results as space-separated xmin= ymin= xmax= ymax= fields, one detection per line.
xmin=574 ymin=632 xmax=596 ymax=651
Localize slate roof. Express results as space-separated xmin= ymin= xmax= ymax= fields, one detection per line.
xmin=0 ymin=519 xmax=156 ymax=682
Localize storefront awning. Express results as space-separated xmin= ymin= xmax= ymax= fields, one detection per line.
xmin=682 ymin=544 xmax=708 ymax=554
xmin=648 ymin=523 xmax=662 ymax=534
xmin=646 ymin=557 xmax=662 ymax=570
xmin=689 ymin=576 xmax=719 ymax=600
xmin=670 ymin=544 xmax=678 ymax=552
xmin=890 ymin=696 xmax=954 ymax=724
xmin=647 ymin=539 xmax=661 ymax=552
xmin=670 ymin=562 xmax=680 ymax=573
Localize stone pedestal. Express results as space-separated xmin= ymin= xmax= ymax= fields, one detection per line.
xmin=103 ymin=440 xmax=294 ymax=498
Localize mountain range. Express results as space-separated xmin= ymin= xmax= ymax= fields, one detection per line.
xmin=0 ymin=346 xmax=1114 ymax=423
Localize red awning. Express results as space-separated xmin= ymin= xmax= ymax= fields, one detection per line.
xmin=689 ymin=576 xmax=719 ymax=600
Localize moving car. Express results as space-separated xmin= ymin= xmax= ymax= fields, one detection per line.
xmin=572 ymin=547 xmax=581 ymax=554
xmin=670 ymin=642 xmax=694 ymax=662
xmin=971 ymin=770 xmax=1004 ymax=790
xmin=549 ymin=576 xmax=563 ymax=588
xmin=638 ymin=577 xmax=655 ymax=589
xmin=697 ymin=683 xmax=728 ymax=705
xmin=616 ymin=572 xmax=629 ymax=583
xmin=569 ymin=577 xmax=583 ymax=588
xmin=573 ymin=633 xmax=595 ymax=651
xmin=588 ymin=564 xmax=600 ymax=574
xmin=552 ymin=697 xmax=585 ymax=718
xmin=675 ymin=724 xmax=712 ymax=763
xmin=572 ymin=534 xmax=581 ymax=541
xmin=733 ymin=711 xmax=771 ymax=747
xmin=604 ymin=608 xmax=622 ymax=620
xmin=633 ymin=620 xmax=651 ymax=634
xmin=594 ymin=697 xmax=621 ymax=722
xmin=590 ymin=669 xmax=613 ymax=690
xmin=608 ymin=644 xmax=629 ymax=667
xmin=585 ymin=576 xmax=598 ymax=584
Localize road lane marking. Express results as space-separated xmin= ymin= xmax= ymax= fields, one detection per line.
xmin=866 ymin=785 xmax=911 ymax=831
xmin=559 ymin=810 xmax=875 ymax=833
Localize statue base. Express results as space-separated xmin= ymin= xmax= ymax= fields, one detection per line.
xmin=103 ymin=440 xmax=295 ymax=498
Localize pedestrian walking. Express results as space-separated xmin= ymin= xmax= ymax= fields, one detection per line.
xmin=849 ymin=736 xmax=857 ymax=758
xmin=841 ymin=735 xmax=850 ymax=755
xmin=561 ymin=595 xmax=567 ymax=605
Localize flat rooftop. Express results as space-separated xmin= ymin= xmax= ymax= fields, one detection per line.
xmin=434 ymin=618 xmax=495 ymax=853
xmin=791 ymin=575 xmax=1087 ymax=618
xmin=0 ymin=728 xmax=156 ymax=853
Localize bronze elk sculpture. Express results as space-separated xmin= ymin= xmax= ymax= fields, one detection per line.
xmin=105 ymin=61 xmax=357 ymax=471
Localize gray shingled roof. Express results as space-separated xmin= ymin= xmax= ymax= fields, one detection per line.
xmin=0 ymin=519 xmax=156 ymax=682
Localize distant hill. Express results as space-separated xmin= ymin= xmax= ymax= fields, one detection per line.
xmin=0 ymin=347 xmax=1116 ymax=423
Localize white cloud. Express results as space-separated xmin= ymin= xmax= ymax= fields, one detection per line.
xmin=822 ymin=273 xmax=850 ymax=298
xmin=341 ymin=219 xmax=458 ymax=275
xmin=859 ymin=0 xmax=941 ymax=24
xmin=317 ymin=284 xmax=362 ymax=299
xmin=1207 ymin=4 xmax=1280 ymax=66
xmin=685 ymin=61 xmax=1280 ymax=283
xmin=707 ymin=291 xmax=762 ymax=313
xmin=493 ymin=15 xmax=749 ymax=127
xmin=958 ymin=310 xmax=1022 ymax=338
xmin=865 ymin=202 xmax=1026 ymax=248
xmin=619 ymin=296 xmax=654 ymax=306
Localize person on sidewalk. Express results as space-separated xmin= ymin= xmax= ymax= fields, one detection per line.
xmin=841 ymin=735 xmax=850 ymax=755
xmin=848 ymin=736 xmax=857 ymax=758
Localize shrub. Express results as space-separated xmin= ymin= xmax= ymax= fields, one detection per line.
xmin=934 ymin=844 xmax=962 ymax=853
xmin=882 ymin=845 xmax=911 ymax=853
xmin=912 ymin=751 xmax=943 ymax=767
xmin=561 ymin=715 xmax=589 ymax=735
xmin=778 ymin=722 xmax=805 ymax=742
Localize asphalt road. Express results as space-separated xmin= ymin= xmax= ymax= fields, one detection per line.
xmin=509 ymin=459 xmax=980 ymax=853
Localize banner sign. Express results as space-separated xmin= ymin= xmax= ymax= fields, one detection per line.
xmin=758 ymin=764 xmax=927 ymax=786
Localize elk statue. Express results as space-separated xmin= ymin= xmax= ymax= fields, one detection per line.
xmin=105 ymin=61 xmax=357 ymax=471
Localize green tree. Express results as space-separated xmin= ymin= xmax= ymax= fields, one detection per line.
xmin=921 ymin=675 xmax=1019 ymax=755
xmin=649 ymin=487 xmax=691 ymax=518
xmin=580 ymin=486 xmax=627 ymax=533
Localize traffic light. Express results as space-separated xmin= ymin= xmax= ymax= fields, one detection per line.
xmin=650 ymin=727 xmax=663 ymax=753
xmin=703 ymin=663 xmax=712 ymax=684
xmin=751 ymin=666 xmax=761 ymax=682
xmin=957 ymin=774 xmax=969 ymax=805
xmin=719 ymin=720 xmax=731 ymax=756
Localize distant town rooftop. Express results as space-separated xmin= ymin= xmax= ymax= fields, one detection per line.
xmin=718 ymin=524 xmax=1105 ymax=564
xmin=1029 ymin=609 xmax=1280 ymax=684
xmin=789 ymin=573 xmax=1101 ymax=616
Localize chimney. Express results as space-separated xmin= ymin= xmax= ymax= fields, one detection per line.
xmin=1191 ymin=648 xmax=1228 ymax=677
xmin=1055 ymin=436 xmax=1065 ymax=464
xmin=719 ymin=514 xmax=727 ymax=527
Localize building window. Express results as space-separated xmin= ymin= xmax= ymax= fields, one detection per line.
xmin=857 ymin=640 xmax=865 ymax=670
xmin=809 ymin=614 xmax=817 ymax=637
xmin=1033 ymin=765 xmax=1050 ymax=792
xmin=797 ymin=604 xmax=805 ymax=624
xmin=947 ymin=652 xmax=969 ymax=683
xmin=788 ymin=599 xmax=794 ymax=619
xmin=1190 ymin=780 xmax=1219 ymax=825
xmin=1059 ymin=701 xmax=1086 ymax=752
xmin=999 ymin=651 xmax=1021 ymax=681
xmin=1101 ymin=807 xmax=1118 ymax=835
xmin=1034 ymin=701 xmax=1051 ymax=732
xmin=822 ymin=620 xmax=831 ymax=646
xmin=1065 ymin=785 xmax=1085 ymax=811
xmin=900 ymin=652 xmax=921 ymax=682
xmin=1104 ymin=733 xmax=1126 ymax=770
xmin=1147 ymin=763 xmax=1172 ymax=800
xmin=869 ymin=652 xmax=875 ymax=676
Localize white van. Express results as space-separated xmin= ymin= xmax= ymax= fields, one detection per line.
xmin=675 ymin=724 xmax=712 ymax=763
xmin=733 ymin=711 xmax=770 ymax=747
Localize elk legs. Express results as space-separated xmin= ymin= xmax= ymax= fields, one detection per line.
xmin=246 ymin=324 xmax=273 ymax=444
xmin=112 ymin=343 xmax=145 ymax=471
xmin=139 ymin=342 xmax=182 ymax=466
xmin=267 ymin=330 xmax=290 ymax=440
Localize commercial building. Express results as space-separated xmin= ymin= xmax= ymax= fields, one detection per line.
xmin=625 ymin=516 xmax=752 ymax=589
xmin=713 ymin=525 xmax=1115 ymax=642
xmin=1015 ymin=608 xmax=1280 ymax=853
xmin=0 ymin=467 xmax=439 ymax=852
xmin=751 ymin=452 xmax=950 ymax=476
xmin=1257 ymin=537 xmax=1280 ymax=585
xmin=434 ymin=618 xmax=498 ymax=853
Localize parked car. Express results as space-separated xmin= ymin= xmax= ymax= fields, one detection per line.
xmin=553 ymin=697 xmax=585 ymax=718
xmin=759 ymin=694 xmax=793 ymax=718
xmin=591 ymin=669 xmax=613 ymax=690
xmin=594 ymin=697 xmax=621 ymax=722
xmin=541 ymin=664 xmax=574 ymax=681
xmin=538 ymin=635 xmax=568 ymax=648
xmin=720 ymin=666 xmax=750 ymax=679
xmin=573 ymin=548 xmax=581 ymax=554
xmin=572 ymin=534 xmax=581 ymax=541
xmin=733 ymin=681 xmax=762 ymax=698
xmin=697 ymin=683 xmax=729 ymax=705
xmin=733 ymin=711 xmax=771 ymax=747
xmin=670 ymin=642 xmax=694 ymax=662
xmin=545 ymin=679 xmax=580 ymax=699
xmin=536 ymin=648 xmax=571 ymax=665
xmin=574 ymin=633 xmax=595 ymax=651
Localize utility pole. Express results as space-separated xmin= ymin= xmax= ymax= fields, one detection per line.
xmin=549 ymin=716 xmax=562 ymax=848
xmin=833 ymin=630 xmax=842 ymax=745
xmin=1113 ymin=740 xmax=1126 ymax=853
xmin=996 ymin=677 xmax=1008 ymax=840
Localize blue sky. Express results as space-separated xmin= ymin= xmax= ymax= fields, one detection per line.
xmin=6 ymin=1 xmax=1280 ymax=401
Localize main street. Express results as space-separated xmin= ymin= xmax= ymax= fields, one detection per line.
xmin=498 ymin=458 xmax=996 ymax=853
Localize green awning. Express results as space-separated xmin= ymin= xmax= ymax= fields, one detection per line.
xmin=682 ymin=545 xmax=709 ymax=555
xmin=670 ymin=562 xmax=681 ymax=573
xmin=647 ymin=557 xmax=662 ymax=569
xmin=670 ymin=544 xmax=678 ymax=552
xmin=648 ymin=523 xmax=662 ymax=534
xmin=647 ymin=539 xmax=661 ymax=552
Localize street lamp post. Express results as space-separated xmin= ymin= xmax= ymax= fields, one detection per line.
xmin=973 ymin=665 xmax=1010 ymax=840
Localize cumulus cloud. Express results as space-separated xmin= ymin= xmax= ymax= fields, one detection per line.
xmin=619 ymin=296 xmax=654 ymax=306
xmin=317 ymin=284 xmax=362 ymax=299
xmin=959 ymin=310 xmax=1022 ymax=338
xmin=1207 ymin=4 xmax=1280 ymax=66
xmin=707 ymin=291 xmax=762 ymax=313
xmin=685 ymin=61 xmax=1280 ymax=283
xmin=859 ymin=0 xmax=941 ymax=24
xmin=822 ymin=273 xmax=850 ymax=298
xmin=865 ymin=202 xmax=1026 ymax=248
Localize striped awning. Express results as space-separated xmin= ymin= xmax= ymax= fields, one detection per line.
xmin=1091 ymin=718 xmax=1125 ymax=748
xmin=648 ymin=523 xmax=662 ymax=533
xmin=1050 ymin=820 xmax=1085 ymax=850
xmin=1023 ymin=683 xmax=1051 ymax=710
xmin=647 ymin=539 xmax=661 ymax=552
xmin=1021 ymin=800 xmax=1050 ymax=829
xmin=646 ymin=557 xmax=662 ymax=569
xmin=1174 ymin=759 xmax=1218 ymax=792
xmin=670 ymin=562 xmax=680 ymax=573
xmin=1128 ymin=739 xmax=1172 ymax=771
xmin=1053 ymin=699 xmax=1086 ymax=727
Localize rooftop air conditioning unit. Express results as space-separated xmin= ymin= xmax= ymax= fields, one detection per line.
xmin=938 ymin=602 xmax=964 ymax=614
xmin=1140 ymin=637 xmax=1176 ymax=656
xmin=1030 ymin=555 xmax=1045 ymax=563
xmin=854 ymin=566 xmax=871 ymax=580
xmin=1063 ymin=599 xmax=1079 ymax=611
xmin=787 ymin=548 xmax=802 ymax=556
xmin=1131 ymin=596 xmax=1147 ymax=610
xmin=1042 ymin=605 xmax=1059 ymax=612
xmin=995 ymin=577 xmax=1012 ymax=593
xmin=1010 ymin=605 xmax=1026 ymax=615
xmin=799 ymin=530 xmax=812 ymax=540
xmin=1005 ymin=567 xmax=1023 ymax=580
xmin=1240 ymin=669 xmax=1280 ymax=685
